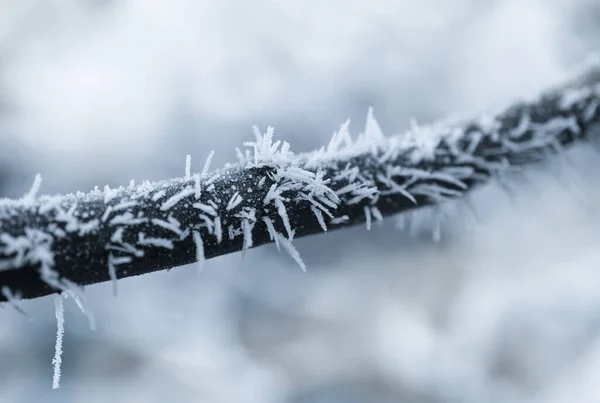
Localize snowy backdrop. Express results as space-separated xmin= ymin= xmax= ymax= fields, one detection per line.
xmin=2 ymin=0 xmax=600 ymax=402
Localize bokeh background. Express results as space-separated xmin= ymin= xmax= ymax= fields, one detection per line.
xmin=2 ymin=0 xmax=600 ymax=402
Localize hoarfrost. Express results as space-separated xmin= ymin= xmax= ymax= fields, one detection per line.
xmin=1 ymin=286 xmax=29 ymax=318
xmin=226 ymin=192 xmax=243 ymax=211
xmin=160 ymin=187 xmax=195 ymax=211
xmin=330 ymin=216 xmax=349 ymax=225
xmin=138 ymin=233 xmax=174 ymax=249
xmin=185 ymin=155 xmax=192 ymax=180
xmin=52 ymin=294 xmax=65 ymax=390
xmin=274 ymin=231 xmax=306 ymax=271
xmin=311 ymin=205 xmax=327 ymax=232
xmin=64 ymin=289 xmax=96 ymax=331
xmin=151 ymin=217 xmax=182 ymax=235
xmin=201 ymin=150 xmax=215 ymax=177
xmin=192 ymin=231 xmax=205 ymax=274
xmin=214 ymin=216 xmax=223 ymax=244
xmin=23 ymin=174 xmax=42 ymax=206
xmin=364 ymin=206 xmax=372 ymax=231
xmin=262 ymin=217 xmax=280 ymax=251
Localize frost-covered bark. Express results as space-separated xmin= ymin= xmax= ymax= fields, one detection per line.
xmin=1 ymin=64 xmax=600 ymax=301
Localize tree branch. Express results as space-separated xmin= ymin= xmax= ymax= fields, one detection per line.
xmin=2 ymin=64 xmax=600 ymax=302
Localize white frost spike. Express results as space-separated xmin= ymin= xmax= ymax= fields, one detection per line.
xmin=206 ymin=173 xmax=221 ymax=185
xmin=236 ymin=147 xmax=246 ymax=164
xmin=185 ymin=155 xmax=192 ymax=179
xmin=23 ymin=174 xmax=42 ymax=205
xmin=179 ymin=228 xmax=191 ymax=241
xmin=161 ymin=187 xmax=195 ymax=211
xmin=404 ymin=118 xmax=442 ymax=162
xmin=64 ymin=289 xmax=96 ymax=331
xmin=246 ymin=126 xmax=294 ymax=166
xmin=107 ymin=255 xmax=132 ymax=296
xmin=110 ymin=212 xmax=147 ymax=226
xmin=52 ymin=294 xmax=65 ymax=390
xmin=274 ymin=231 xmax=306 ymax=271
xmin=195 ymin=174 xmax=201 ymax=199
xmin=214 ymin=216 xmax=222 ymax=244
xmin=138 ymin=233 xmax=174 ymax=249
xmin=193 ymin=231 xmax=205 ymax=275
xmin=226 ymin=192 xmax=243 ymax=211
xmin=152 ymin=189 xmax=166 ymax=202
xmin=198 ymin=214 xmax=214 ymax=233
xmin=364 ymin=206 xmax=372 ymax=231
xmin=111 ymin=227 xmax=125 ymax=244
xmin=107 ymin=254 xmax=118 ymax=296
xmin=151 ymin=217 xmax=182 ymax=235
xmin=371 ymin=206 xmax=383 ymax=222
xmin=330 ymin=216 xmax=349 ymax=225
xmin=299 ymin=194 xmax=333 ymax=218
xmin=202 ymin=150 xmax=215 ymax=177
xmin=262 ymin=217 xmax=280 ymax=251
xmin=311 ymin=206 xmax=327 ymax=232
xmin=347 ymin=186 xmax=379 ymax=205
xmin=112 ymin=201 xmax=137 ymax=212
xmin=242 ymin=219 xmax=253 ymax=250
xmin=365 ymin=107 xmax=385 ymax=143
xmin=78 ymin=219 xmax=100 ymax=236
xmin=326 ymin=120 xmax=353 ymax=155
xmin=275 ymin=199 xmax=293 ymax=239
xmin=1 ymin=286 xmax=29 ymax=318
xmin=193 ymin=202 xmax=217 ymax=216
xmin=1 ymin=229 xmax=59 ymax=291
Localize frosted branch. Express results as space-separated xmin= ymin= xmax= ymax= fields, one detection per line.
xmin=1 ymin=63 xmax=600 ymax=301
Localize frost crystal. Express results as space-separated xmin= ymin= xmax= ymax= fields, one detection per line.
xmin=226 ymin=192 xmax=243 ymax=211
xmin=160 ymin=187 xmax=195 ymax=211
xmin=64 ymin=289 xmax=96 ymax=331
xmin=151 ymin=217 xmax=182 ymax=235
xmin=185 ymin=155 xmax=192 ymax=180
xmin=311 ymin=206 xmax=327 ymax=232
xmin=23 ymin=174 xmax=42 ymax=206
xmin=192 ymin=231 xmax=205 ymax=274
xmin=262 ymin=217 xmax=280 ymax=251
xmin=1 ymin=286 xmax=29 ymax=317
xmin=274 ymin=231 xmax=306 ymax=271
xmin=138 ymin=233 xmax=174 ymax=249
xmin=364 ymin=206 xmax=372 ymax=231
xmin=202 ymin=150 xmax=215 ymax=177
xmin=330 ymin=216 xmax=349 ymax=225
xmin=152 ymin=189 xmax=167 ymax=202
xmin=193 ymin=202 xmax=217 ymax=216
xmin=214 ymin=216 xmax=223 ymax=244
xmin=52 ymin=294 xmax=65 ymax=389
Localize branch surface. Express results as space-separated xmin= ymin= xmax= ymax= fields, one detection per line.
xmin=2 ymin=64 xmax=600 ymax=301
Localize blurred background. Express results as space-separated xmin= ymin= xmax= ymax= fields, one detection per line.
xmin=2 ymin=0 xmax=600 ymax=401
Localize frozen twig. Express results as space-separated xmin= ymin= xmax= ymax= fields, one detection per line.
xmin=1 ymin=62 xmax=600 ymax=301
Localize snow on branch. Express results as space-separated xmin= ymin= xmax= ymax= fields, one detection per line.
xmin=1 ymin=63 xmax=600 ymax=301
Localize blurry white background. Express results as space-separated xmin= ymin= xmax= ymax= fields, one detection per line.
xmin=2 ymin=0 xmax=600 ymax=402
